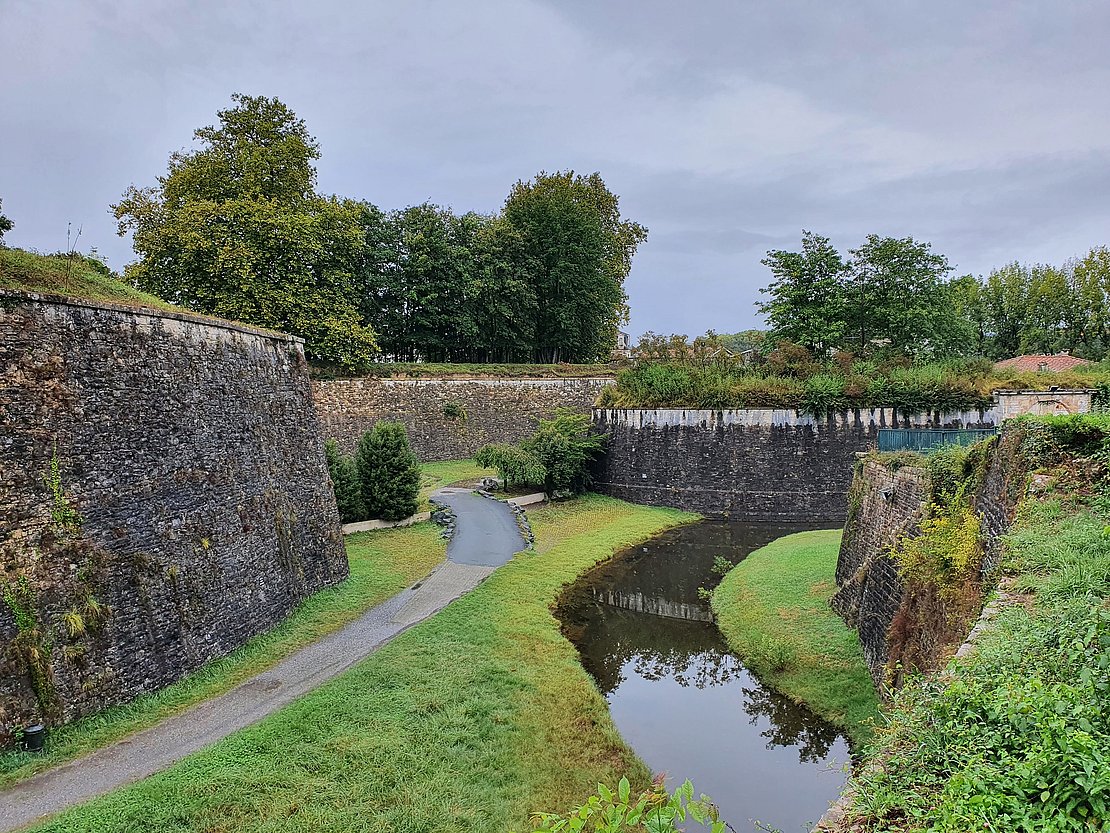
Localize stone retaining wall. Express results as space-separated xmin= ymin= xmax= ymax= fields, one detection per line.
xmin=313 ymin=377 xmax=612 ymax=460
xmin=0 ymin=291 xmax=346 ymax=743
xmin=591 ymin=408 xmax=996 ymax=522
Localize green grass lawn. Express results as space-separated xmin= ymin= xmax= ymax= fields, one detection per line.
xmin=711 ymin=529 xmax=880 ymax=744
xmin=417 ymin=459 xmax=495 ymax=510
xmin=27 ymin=494 xmax=694 ymax=833
xmin=0 ymin=524 xmax=445 ymax=789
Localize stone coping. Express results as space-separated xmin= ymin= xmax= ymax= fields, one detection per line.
xmin=0 ymin=288 xmax=302 ymax=345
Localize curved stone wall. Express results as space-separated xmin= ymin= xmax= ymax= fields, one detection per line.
xmin=592 ymin=408 xmax=997 ymax=521
xmin=0 ymin=291 xmax=346 ymax=741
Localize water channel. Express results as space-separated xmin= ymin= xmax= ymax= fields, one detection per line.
xmin=555 ymin=520 xmax=852 ymax=832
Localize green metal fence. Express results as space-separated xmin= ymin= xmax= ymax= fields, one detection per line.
xmin=877 ymin=428 xmax=997 ymax=453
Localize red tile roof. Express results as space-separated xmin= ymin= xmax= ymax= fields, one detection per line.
xmin=994 ymin=354 xmax=1092 ymax=372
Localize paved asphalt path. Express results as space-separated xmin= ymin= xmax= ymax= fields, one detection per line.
xmin=0 ymin=490 xmax=526 ymax=832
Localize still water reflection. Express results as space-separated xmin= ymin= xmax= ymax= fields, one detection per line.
xmin=556 ymin=521 xmax=852 ymax=832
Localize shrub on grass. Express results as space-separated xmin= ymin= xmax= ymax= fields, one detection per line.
xmin=323 ymin=439 xmax=365 ymax=523
xmin=354 ymin=422 xmax=421 ymax=521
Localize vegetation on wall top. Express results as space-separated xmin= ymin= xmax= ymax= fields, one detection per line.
xmin=597 ymin=343 xmax=1110 ymax=413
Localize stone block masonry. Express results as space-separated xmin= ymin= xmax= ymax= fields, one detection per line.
xmin=0 ymin=291 xmax=347 ymax=743
xmin=313 ymin=377 xmax=613 ymax=460
xmin=592 ymin=408 xmax=997 ymax=522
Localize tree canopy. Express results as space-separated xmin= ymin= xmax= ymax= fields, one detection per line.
xmin=114 ymin=96 xmax=645 ymax=368
xmin=113 ymin=94 xmax=377 ymax=368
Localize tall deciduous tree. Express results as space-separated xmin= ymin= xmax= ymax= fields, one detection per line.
xmin=758 ymin=231 xmax=848 ymax=356
xmin=502 ymin=171 xmax=646 ymax=362
xmin=113 ymin=94 xmax=377 ymax=368
xmin=846 ymin=235 xmax=952 ymax=357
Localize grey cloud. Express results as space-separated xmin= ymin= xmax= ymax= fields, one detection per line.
xmin=2 ymin=0 xmax=1107 ymax=341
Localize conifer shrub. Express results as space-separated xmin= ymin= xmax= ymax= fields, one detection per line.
xmin=323 ymin=439 xmax=365 ymax=523
xmin=354 ymin=422 xmax=421 ymax=521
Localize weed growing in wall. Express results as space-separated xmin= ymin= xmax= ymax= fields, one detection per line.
xmin=1 ymin=573 xmax=59 ymax=720
xmin=44 ymin=441 xmax=82 ymax=533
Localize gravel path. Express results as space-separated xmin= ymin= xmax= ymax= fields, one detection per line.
xmin=0 ymin=489 xmax=526 ymax=832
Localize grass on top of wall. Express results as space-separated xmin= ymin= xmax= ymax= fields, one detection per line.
xmin=0 ymin=524 xmax=445 ymax=789
xmin=711 ymin=529 xmax=880 ymax=745
xmin=26 ymin=495 xmax=695 ymax=833
xmin=0 ymin=248 xmax=181 ymax=313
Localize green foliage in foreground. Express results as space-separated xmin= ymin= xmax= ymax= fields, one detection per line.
xmin=710 ymin=530 xmax=879 ymax=744
xmin=523 ymin=778 xmax=724 ymax=833
xmin=0 ymin=247 xmax=180 ymax=312
xmin=26 ymin=495 xmax=694 ymax=833
xmin=0 ymin=524 xmax=445 ymax=789
xmin=846 ymin=419 xmax=1110 ymax=830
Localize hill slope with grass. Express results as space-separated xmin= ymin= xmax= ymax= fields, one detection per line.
xmin=0 ymin=248 xmax=180 ymax=313
xmin=711 ymin=529 xmax=880 ymax=744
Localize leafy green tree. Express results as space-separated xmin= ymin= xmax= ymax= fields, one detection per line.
xmin=758 ymin=231 xmax=848 ymax=356
xmin=981 ymin=262 xmax=1029 ymax=359
xmin=0 ymin=198 xmax=12 ymax=246
xmin=354 ymin=422 xmax=421 ymax=521
xmin=113 ymin=94 xmax=377 ymax=368
xmin=846 ymin=234 xmax=952 ymax=357
xmin=502 ymin=171 xmax=646 ymax=362
xmin=324 ymin=439 xmax=365 ymax=523
xmin=474 ymin=443 xmax=545 ymax=490
xmin=521 ymin=410 xmax=605 ymax=496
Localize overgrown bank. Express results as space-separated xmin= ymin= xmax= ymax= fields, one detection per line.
xmin=25 ymin=495 xmax=694 ymax=833
xmin=710 ymin=530 xmax=880 ymax=744
xmin=838 ymin=416 xmax=1110 ymax=831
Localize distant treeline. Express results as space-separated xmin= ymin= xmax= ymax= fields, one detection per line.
xmin=756 ymin=231 xmax=1110 ymax=362
xmin=112 ymin=95 xmax=645 ymax=369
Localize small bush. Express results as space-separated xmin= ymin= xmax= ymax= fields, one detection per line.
xmin=523 ymin=777 xmax=725 ymax=833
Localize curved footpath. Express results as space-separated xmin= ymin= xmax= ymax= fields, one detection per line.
xmin=0 ymin=489 xmax=527 ymax=833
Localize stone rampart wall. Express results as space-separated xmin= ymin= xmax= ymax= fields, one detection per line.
xmin=313 ymin=377 xmax=612 ymax=460
xmin=0 ymin=291 xmax=346 ymax=742
xmin=591 ymin=408 xmax=997 ymax=521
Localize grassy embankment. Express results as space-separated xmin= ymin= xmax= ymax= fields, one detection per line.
xmin=0 ymin=524 xmax=445 ymax=789
xmin=27 ymin=495 xmax=694 ymax=833
xmin=417 ymin=459 xmax=495 ymax=511
xmin=710 ymin=530 xmax=880 ymax=744
xmin=843 ymin=416 xmax=1110 ymax=831
xmin=0 ymin=248 xmax=180 ymax=313
xmin=598 ymin=356 xmax=1110 ymax=413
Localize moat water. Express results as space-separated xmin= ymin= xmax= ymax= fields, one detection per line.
xmin=555 ymin=520 xmax=852 ymax=832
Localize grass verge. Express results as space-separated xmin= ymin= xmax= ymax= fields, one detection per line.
xmin=418 ymin=459 xmax=494 ymax=510
xmin=27 ymin=494 xmax=694 ymax=833
xmin=0 ymin=523 xmax=445 ymax=789
xmin=710 ymin=529 xmax=880 ymax=744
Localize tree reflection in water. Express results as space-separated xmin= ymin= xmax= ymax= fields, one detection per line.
xmin=741 ymin=685 xmax=840 ymax=762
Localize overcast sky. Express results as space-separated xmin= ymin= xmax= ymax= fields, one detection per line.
xmin=3 ymin=0 xmax=1109 ymax=338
